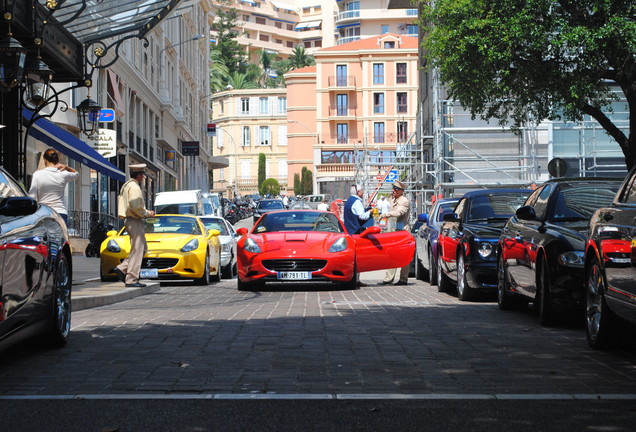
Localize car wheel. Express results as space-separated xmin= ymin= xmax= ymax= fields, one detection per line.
xmin=211 ymin=251 xmax=222 ymax=282
xmin=414 ymin=249 xmax=425 ymax=281
xmin=456 ymin=250 xmax=472 ymax=301
xmin=537 ymin=256 xmax=555 ymax=326
xmin=48 ymin=254 xmax=72 ymax=347
xmin=586 ymin=256 xmax=617 ymax=349
xmin=341 ymin=268 xmax=358 ymax=290
xmin=195 ymin=253 xmax=211 ymax=285
xmin=497 ymin=252 xmax=524 ymax=310
xmin=221 ymin=254 xmax=234 ymax=279
xmin=429 ymin=248 xmax=438 ymax=286
xmin=437 ymin=252 xmax=451 ymax=293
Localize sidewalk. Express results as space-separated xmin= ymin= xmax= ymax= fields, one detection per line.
xmin=71 ymin=256 xmax=160 ymax=311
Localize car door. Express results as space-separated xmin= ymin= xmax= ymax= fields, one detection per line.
xmin=353 ymin=230 xmax=415 ymax=272
xmin=438 ymin=198 xmax=466 ymax=279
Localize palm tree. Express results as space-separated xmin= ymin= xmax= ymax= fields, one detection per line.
xmin=209 ymin=49 xmax=229 ymax=93
xmin=288 ymin=46 xmax=315 ymax=70
xmin=226 ymin=71 xmax=259 ymax=89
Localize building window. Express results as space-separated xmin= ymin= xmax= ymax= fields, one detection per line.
xmin=287 ymin=24 xmax=294 ymax=31
xmin=259 ymin=97 xmax=269 ymax=114
xmin=255 ymin=16 xmax=266 ymax=25
xmin=397 ymin=122 xmax=408 ymax=142
xmin=337 ymin=94 xmax=348 ymax=116
xmin=396 ymin=63 xmax=407 ymax=84
xmin=286 ymin=41 xmax=294 ymax=48
xmin=374 ymin=93 xmax=385 ymax=114
xmin=374 ymin=122 xmax=385 ymax=143
xmin=259 ymin=34 xmax=270 ymax=42
xmin=337 ymin=123 xmax=348 ymax=144
xmin=278 ymin=96 xmax=287 ymax=114
xmin=275 ymin=22 xmax=282 ymax=29
xmin=259 ymin=126 xmax=270 ymax=146
xmin=407 ymin=24 xmax=418 ymax=35
xmin=242 ymin=126 xmax=251 ymax=146
xmin=381 ymin=24 xmax=389 ymax=34
xmin=241 ymin=98 xmax=250 ymax=114
xmin=373 ymin=63 xmax=384 ymax=85
xmin=384 ymin=41 xmax=395 ymax=49
xmin=336 ymin=65 xmax=348 ymax=86
xmin=397 ymin=92 xmax=407 ymax=113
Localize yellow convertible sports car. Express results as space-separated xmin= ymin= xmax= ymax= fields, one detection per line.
xmin=100 ymin=214 xmax=222 ymax=285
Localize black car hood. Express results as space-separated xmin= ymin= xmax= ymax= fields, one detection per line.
xmin=463 ymin=221 xmax=508 ymax=239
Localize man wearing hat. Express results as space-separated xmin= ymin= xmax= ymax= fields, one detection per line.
xmin=343 ymin=184 xmax=372 ymax=236
xmin=379 ymin=180 xmax=411 ymax=286
xmin=114 ymin=164 xmax=155 ymax=287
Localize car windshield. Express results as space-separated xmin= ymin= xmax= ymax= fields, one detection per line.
xmin=253 ymin=211 xmax=344 ymax=233
xmin=550 ymin=184 xmax=620 ymax=221
xmin=258 ymin=200 xmax=284 ymax=210
xmin=121 ymin=216 xmax=202 ymax=235
xmin=468 ymin=193 xmax=528 ymax=222
xmin=200 ymin=218 xmax=229 ymax=235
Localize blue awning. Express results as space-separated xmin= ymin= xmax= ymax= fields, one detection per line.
xmin=23 ymin=108 xmax=126 ymax=183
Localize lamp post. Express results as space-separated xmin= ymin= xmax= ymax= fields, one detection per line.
xmin=159 ymin=33 xmax=205 ymax=99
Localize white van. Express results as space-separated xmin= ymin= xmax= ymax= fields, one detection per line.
xmin=154 ymin=190 xmax=204 ymax=216
xmin=202 ymin=192 xmax=222 ymax=216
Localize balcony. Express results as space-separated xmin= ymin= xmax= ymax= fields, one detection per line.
xmin=336 ymin=36 xmax=361 ymax=45
xmin=327 ymin=75 xmax=357 ymax=88
xmin=335 ymin=9 xmax=360 ymax=24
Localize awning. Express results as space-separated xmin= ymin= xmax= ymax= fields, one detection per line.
xmin=22 ymin=109 xmax=126 ymax=183
xmin=271 ymin=1 xmax=297 ymax=11
xmin=337 ymin=22 xmax=360 ymax=29
xmin=296 ymin=21 xmax=321 ymax=30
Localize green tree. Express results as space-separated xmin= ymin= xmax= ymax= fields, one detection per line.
xmin=288 ymin=45 xmax=315 ymax=70
xmin=293 ymin=173 xmax=301 ymax=195
xmin=211 ymin=6 xmax=248 ymax=76
xmin=209 ymin=49 xmax=229 ymax=93
xmin=260 ymin=178 xmax=281 ymax=197
xmin=258 ymin=153 xmax=266 ymax=194
xmin=301 ymin=166 xmax=313 ymax=195
xmin=420 ymin=0 xmax=636 ymax=169
xmin=226 ymin=71 xmax=259 ymax=90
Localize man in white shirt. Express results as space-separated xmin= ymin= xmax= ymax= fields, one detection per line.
xmin=317 ymin=199 xmax=329 ymax=211
xmin=378 ymin=195 xmax=390 ymax=215
xmin=28 ymin=148 xmax=79 ymax=226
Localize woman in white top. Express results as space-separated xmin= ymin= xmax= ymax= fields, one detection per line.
xmin=28 ymin=148 xmax=79 ymax=226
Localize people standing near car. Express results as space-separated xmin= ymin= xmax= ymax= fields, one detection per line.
xmin=379 ymin=181 xmax=411 ymax=286
xmin=378 ymin=195 xmax=390 ymax=215
xmin=28 ymin=148 xmax=79 ymax=226
xmin=317 ymin=199 xmax=329 ymax=211
xmin=114 ymin=164 xmax=155 ymax=288
xmin=343 ymin=185 xmax=372 ymax=235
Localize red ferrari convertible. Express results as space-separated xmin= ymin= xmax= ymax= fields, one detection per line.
xmin=236 ymin=210 xmax=415 ymax=290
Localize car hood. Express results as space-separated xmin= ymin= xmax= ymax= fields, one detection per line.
xmin=463 ymin=222 xmax=508 ymax=238
xmin=145 ymin=234 xmax=202 ymax=251
xmin=252 ymin=232 xmax=345 ymax=253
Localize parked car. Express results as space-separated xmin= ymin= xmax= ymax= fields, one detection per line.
xmin=0 ymin=166 xmax=73 ymax=351
xmin=497 ymin=178 xmax=622 ymax=325
xmin=235 ymin=210 xmax=415 ymax=291
xmin=438 ymin=189 xmax=530 ymax=300
xmin=253 ymin=198 xmax=285 ymax=224
xmin=413 ymin=197 xmax=460 ymax=285
xmin=584 ymin=169 xmax=636 ymax=348
xmin=200 ymin=216 xmax=238 ymax=279
xmin=100 ymin=214 xmax=222 ymax=285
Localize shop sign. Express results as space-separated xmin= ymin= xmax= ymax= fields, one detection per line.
xmin=85 ymin=128 xmax=117 ymax=157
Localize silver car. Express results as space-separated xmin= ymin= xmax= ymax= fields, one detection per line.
xmin=200 ymin=216 xmax=238 ymax=279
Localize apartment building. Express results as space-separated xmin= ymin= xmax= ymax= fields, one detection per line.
xmin=285 ymin=34 xmax=419 ymax=199
xmin=210 ymin=88 xmax=289 ymax=197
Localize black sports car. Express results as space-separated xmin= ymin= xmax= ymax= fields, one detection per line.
xmin=497 ymin=178 xmax=621 ymax=326
xmin=437 ymin=189 xmax=530 ymax=301
xmin=584 ymin=169 xmax=636 ymax=349
xmin=0 ymin=166 xmax=73 ymax=351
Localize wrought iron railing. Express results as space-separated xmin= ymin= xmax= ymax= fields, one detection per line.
xmin=67 ymin=211 xmax=121 ymax=239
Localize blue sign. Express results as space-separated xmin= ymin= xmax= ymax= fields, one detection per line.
xmin=385 ymin=170 xmax=399 ymax=183
xmin=98 ymin=108 xmax=116 ymax=123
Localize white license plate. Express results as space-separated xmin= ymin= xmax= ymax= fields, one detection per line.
xmin=277 ymin=271 xmax=311 ymax=280
xmin=140 ymin=268 xmax=159 ymax=278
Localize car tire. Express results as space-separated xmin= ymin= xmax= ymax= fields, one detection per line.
xmin=456 ymin=250 xmax=472 ymax=301
xmin=537 ymin=256 xmax=555 ymax=326
xmin=221 ymin=254 xmax=234 ymax=279
xmin=437 ymin=252 xmax=451 ymax=293
xmin=497 ymin=252 xmax=525 ymax=310
xmin=414 ymin=249 xmax=425 ymax=281
xmin=429 ymin=248 xmax=438 ymax=286
xmin=195 ymin=254 xmax=211 ymax=285
xmin=211 ymin=251 xmax=222 ymax=282
xmin=48 ymin=253 xmax=72 ymax=347
xmin=586 ymin=256 xmax=618 ymax=349
xmin=341 ymin=268 xmax=358 ymax=290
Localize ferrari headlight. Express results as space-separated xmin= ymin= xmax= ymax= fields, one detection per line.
xmin=106 ymin=239 xmax=121 ymax=253
xmin=558 ymin=251 xmax=585 ymax=268
xmin=328 ymin=237 xmax=348 ymax=253
xmin=244 ymin=237 xmax=262 ymax=253
xmin=181 ymin=238 xmax=199 ymax=252
xmin=477 ymin=242 xmax=493 ymax=258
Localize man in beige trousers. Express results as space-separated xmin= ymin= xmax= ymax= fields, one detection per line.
xmin=114 ymin=164 xmax=155 ymax=287
xmin=379 ymin=180 xmax=411 ymax=286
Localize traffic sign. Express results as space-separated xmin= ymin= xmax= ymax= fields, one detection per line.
xmin=385 ymin=170 xmax=399 ymax=183
xmin=98 ymin=108 xmax=116 ymax=123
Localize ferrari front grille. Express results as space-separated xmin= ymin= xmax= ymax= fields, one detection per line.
xmin=262 ymin=259 xmax=327 ymax=272
xmin=142 ymin=257 xmax=178 ymax=269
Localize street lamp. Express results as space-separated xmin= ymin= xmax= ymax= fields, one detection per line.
xmin=76 ymin=95 xmax=101 ymax=137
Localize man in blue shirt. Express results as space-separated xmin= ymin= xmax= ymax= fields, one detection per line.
xmin=343 ymin=184 xmax=372 ymax=235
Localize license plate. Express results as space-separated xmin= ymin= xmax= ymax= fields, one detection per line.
xmin=140 ymin=268 xmax=159 ymax=278
xmin=277 ymin=271 xmax=311 ymax=280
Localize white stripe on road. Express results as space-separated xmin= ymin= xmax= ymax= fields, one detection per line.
xmin=1 ymin=393 xmax=636 ymax=400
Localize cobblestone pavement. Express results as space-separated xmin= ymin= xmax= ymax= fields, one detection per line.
xmin=1 ymin=276 xmax=636 ymax=396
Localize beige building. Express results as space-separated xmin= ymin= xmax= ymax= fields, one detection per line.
xmin=210 ymin=88 xmax=289 ymax=197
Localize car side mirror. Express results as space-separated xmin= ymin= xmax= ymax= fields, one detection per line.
xmin=236 ymin=227 xmax=248 ymax=236
xmin=515 ymin=206 xmax=536 ymax=220
xmin=207 ymin=229 xmax=220 ymax=239
xmin=442 ymin=213 xmax=460 ymax=222
xmin=0 ymin=196 xmax=38 ymax=216
xmin=106 ymin=230 xmax=118 ymax=237
xmin=359 ymin=226 xmax=381 ymax=237
xmin=417 ymin=213 xmax=428 ymax=224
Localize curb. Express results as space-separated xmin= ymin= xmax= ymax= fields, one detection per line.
xmin=72 ymin=281 xmax=161 ymax=311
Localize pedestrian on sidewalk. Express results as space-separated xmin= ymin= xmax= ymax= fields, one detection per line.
xmin=379 ymin=180 xmax=411 ymax=286
xmin=28 ymin=148 xmax=79 ymax=226
xmin=114 ymin=164 xmax=155 ymax=288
